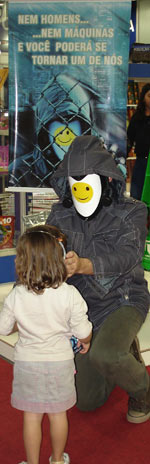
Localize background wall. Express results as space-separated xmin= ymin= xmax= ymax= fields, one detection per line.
xmin=137 ymin=0 xmax=150 ymax=42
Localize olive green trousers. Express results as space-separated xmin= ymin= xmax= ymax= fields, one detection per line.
xmin=75 ymin=306 xmax=149 ymax=411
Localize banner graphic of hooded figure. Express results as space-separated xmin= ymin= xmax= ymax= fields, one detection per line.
xmin=8 ymin=0 xmax=131 ymax=190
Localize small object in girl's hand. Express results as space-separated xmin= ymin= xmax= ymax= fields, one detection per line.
xmin=70 ymin=335 xmax=83 ymax=353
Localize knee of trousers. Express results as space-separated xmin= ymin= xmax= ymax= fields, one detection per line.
xmin=89 ymin=348 xmax=123 ymax=376
xmin=76 ymin=386 xmax=107 ymax=412
xmin=76 ymin=397 xmax=97 ymax=412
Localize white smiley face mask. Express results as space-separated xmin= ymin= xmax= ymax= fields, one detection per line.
xmin=69 ymin=174 xmax=102 ymax=217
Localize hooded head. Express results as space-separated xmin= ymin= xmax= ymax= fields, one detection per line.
xmin=35 ymin=74 xmax=93 ymax=161
xmin=50 ymin=135 xmax=126 ymax=216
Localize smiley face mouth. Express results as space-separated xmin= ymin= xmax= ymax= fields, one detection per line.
xmin=76 ymin=196 xmax=89 ymax=201
xmin=56 ymin=135 xmax=73 ymax=145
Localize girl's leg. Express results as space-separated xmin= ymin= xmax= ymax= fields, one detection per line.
xmin=23 ymin=411 xmax=44 ymax=464
xmin=48 ymin=411 xmax=68 ymax=462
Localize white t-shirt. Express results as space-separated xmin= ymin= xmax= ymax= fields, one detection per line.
xmin=0 ymin=282 xmax=92 ymax=362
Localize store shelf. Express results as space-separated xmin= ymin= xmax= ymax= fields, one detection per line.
xmin=0 ymin=129 xmax=8 ymax=136
xmin=0 ymin=247 xmax=16 ymax=256
xmin=127 ymin=104 xmax=137 ymax=107
xmin=129 ymin=63 xmax=150 ymax=79
xmin=0 ymin=333 xmax=18 ymax=362
xmin=0 ymin=252 xmax=16 ymax=283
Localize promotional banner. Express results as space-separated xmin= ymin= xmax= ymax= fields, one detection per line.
xmin=8 ymin=0 xmax=131 ymax=191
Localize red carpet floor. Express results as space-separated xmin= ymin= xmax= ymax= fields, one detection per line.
xmin=1 ymin=357 xmax=150 ymax=464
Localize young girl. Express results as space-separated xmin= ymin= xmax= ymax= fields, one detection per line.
xmin=0 ymin=224 xmax=92 ymax=464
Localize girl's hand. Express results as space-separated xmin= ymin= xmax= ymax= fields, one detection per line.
xmin=79 ymin=342 xmax=90 ymax=354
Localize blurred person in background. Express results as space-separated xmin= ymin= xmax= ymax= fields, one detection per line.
xmin=127 ymin=83 xmax=150 ymax=200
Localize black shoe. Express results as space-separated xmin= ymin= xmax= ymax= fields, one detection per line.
xmin=127 ymin=383 xmax=150 ymax=424
xmin=130 ymin=336 xmax=144 ymax=364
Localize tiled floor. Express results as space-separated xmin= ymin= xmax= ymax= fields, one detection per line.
xmin=0 ymin=275 xmax=150 ymax=364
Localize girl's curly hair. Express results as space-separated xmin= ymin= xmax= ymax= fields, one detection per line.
xmin=15 ymin=224 xmax=67 ymax=294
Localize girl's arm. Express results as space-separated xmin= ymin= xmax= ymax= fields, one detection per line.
xmin=0 ymin=295 xmax=16 ymax=336
xmin=79 ymin=331 xmax=92 ymax=344
xmin=78 ymin=330 xmax=92 ymax=354
xmin=69 ymin=285 xmax=92 ymax=354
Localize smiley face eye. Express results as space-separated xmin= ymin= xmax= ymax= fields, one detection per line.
xmin=73 ymin=187 xmax=77 ymax=191
xmin=86 ymin=187 xmax=90 ymax=191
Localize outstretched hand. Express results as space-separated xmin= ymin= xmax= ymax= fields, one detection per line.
xmin=65 ymin=251 xmax=80 ymax=277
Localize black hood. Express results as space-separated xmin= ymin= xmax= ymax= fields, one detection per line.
xmin=50 ymin=135 xmax=126 ymax=201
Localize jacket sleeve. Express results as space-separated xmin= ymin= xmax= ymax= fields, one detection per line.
xmin=89 ymin=200 xmax=148 ymax=279
xmin=47 ymin=201 xmax=147 ymax=279
xmin=46 ymin=206 xmax=63 ymax=228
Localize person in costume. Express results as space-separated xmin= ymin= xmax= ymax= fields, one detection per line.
xmin=46 ymin=134 xmax=150 ymax=424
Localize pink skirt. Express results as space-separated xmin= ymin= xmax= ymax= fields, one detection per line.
xmin=11 ymin=359 xmax=76 ymax=413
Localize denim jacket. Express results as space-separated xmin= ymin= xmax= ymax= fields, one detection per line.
xmin=47 ymin=136 xmax=150 ymax=329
